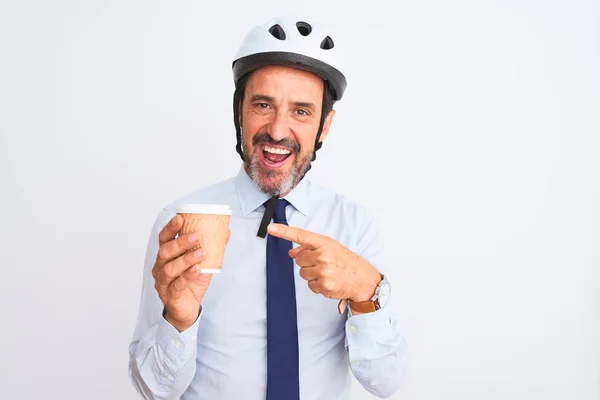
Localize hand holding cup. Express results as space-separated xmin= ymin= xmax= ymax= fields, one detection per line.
xmin=152 ymin=204 xmax=231 ymax=332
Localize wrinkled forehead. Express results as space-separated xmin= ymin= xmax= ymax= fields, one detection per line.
xmin=244 ymin=65 xmax=324 ymax=100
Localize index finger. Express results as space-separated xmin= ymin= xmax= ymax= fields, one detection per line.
xmin=267 ymin=223 xmax=325 ymax=249
xmin=159 ymin=215 xmax=183 ymax=246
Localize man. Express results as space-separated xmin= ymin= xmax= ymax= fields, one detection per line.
xmin=129 ymin=16 xmax=407 ymax=400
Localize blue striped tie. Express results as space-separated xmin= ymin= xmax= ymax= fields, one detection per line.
xmin=266 ymin=199 xmax=300 ymax=400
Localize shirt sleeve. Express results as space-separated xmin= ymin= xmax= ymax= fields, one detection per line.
xmin=128 ymin=208 xmax=200 ymax=400
xmin=344 ymin=208 xmax=408 ymax=398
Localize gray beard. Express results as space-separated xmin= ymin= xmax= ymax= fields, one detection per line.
xmin=243 ymin=142 xmax=312 ymax=196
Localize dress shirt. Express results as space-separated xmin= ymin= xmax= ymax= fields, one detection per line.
xmin=128 ymin=165 xmax=407 ymax=400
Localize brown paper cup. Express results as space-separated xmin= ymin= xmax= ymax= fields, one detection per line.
xmin=176 ymin=204 xmax=232 ymax=273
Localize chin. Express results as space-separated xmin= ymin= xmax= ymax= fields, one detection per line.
xmin=248 ymin=159 xmax=297 ymax=196
xmin=256 ymin=170 xmax=296 ymax=196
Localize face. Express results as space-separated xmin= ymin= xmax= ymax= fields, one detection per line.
xmin=240 ymin=65 xmax=335 ymax=196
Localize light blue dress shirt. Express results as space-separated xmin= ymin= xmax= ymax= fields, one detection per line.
xmin=128 ymin=166 xmax=407 ymax=400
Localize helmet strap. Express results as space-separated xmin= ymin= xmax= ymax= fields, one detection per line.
xmin=311 ymin=87 xmax=328 ymax=162
xmin=233 ymin=85 xmax=245 ymax=161
xmin=299 ymin=87 xmax=327 ymax=178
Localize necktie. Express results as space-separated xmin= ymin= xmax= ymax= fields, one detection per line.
xmin=266 ymin=199 xmax=300 ymax=400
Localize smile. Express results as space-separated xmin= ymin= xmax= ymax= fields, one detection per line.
xmin=261 ymin=145 xmax=293 ymax=168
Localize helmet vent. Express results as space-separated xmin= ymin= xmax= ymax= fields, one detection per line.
xmin=296 ymin=21 xmax=312 ymax=36
xmin=320 ymin=36 xmax=334 ymax=50
xmin=268 ymin=24 xmax=286 ymax=40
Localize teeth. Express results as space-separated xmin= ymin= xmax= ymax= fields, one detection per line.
xmin=264 ymin=146 xmax=291 ymax=155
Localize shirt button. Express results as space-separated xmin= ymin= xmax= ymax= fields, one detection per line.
xmin=353 ymin=361 xmax=361 ymax=367
xmin=172 ymin=339 xmax=182 ymax=348
xmin=348 ymin=325 xmax=357 ymax=333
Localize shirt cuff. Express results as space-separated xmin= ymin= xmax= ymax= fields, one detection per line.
xmin=348 ymin=305 xmax=391 ymax=327
xmin=345 ymin=306 xmax=394 ymax=360
xmin=156 ymin=313 xmax=201 ymax=363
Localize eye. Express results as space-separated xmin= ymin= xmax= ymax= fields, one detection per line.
xmin=253 ymin=102 xmax=271 ymax=111
xmin=296 ymin=109 xmax=309 ymax=116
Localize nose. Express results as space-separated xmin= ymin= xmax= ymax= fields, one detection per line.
xmin=267 ymin=109 xmax=290 ymax=142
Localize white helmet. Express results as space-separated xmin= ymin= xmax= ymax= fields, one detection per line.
xmin=232 ymin=16 xmax=347 ymax=101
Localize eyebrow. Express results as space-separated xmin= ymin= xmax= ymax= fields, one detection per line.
xmin=250 ymin=94 xmax=317 ymax=112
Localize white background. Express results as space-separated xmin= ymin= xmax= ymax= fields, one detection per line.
xmin=1 ymin=0 xmax=598 ymax=399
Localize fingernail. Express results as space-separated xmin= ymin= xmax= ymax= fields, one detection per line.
xmin=194 ymin=249 xmax=204 ymax=258
xmin=268 ymin=224 xmax=277 ymax=233
xmin=189 ymin=234 xmax=198 ymax=243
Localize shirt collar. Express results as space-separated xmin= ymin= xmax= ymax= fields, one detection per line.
xmin=235 ymin=165 xmax=311 ymax=217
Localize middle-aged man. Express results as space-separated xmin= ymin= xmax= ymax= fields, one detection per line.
xmin=129 ymin=15 xmax=407 ymax=400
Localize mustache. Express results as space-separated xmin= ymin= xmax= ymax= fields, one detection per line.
xmin=252 ymin=133 xmax=300 ymax=153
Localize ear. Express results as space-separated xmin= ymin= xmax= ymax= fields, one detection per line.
xmin=317 ymin=109 xmax=336 ymax=143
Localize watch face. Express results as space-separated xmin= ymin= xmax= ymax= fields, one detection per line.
xmin=377 ymin=282 xmax=391 ymax=308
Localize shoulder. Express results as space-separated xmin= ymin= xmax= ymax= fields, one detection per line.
xmin=306 ymin=180 xmax=379 ymax=250
xmin=307 ymin=181 xmax=384 ymax=261
xmin=307 ymin=180 xmax=373 ymax=223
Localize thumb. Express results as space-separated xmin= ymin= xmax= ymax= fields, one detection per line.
xmin=288 ymin=245 xmax=306 ymax=259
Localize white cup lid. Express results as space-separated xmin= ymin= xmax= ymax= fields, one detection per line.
xmin=176 ymin=204 xmax=232 ymax=215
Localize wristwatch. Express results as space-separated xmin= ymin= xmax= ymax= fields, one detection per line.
xmin=349 ymin=274 xmax=391 ymax=313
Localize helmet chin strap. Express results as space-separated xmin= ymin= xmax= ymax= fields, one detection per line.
xmin=233 ymin=85 xmax=246 ymax=162
xmin=300 ymin=87 xmax=327 ymax=178
xmin=257 ymin=195 xmax=279 ymax=238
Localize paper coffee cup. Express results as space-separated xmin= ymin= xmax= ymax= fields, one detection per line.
xmin=176 ymin=204 xmax=232 ymax=273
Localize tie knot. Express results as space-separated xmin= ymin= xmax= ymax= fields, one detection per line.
xmin=273 ymin=199 xmax=289 ymax=224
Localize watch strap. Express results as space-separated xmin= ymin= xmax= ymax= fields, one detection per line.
xmin=348 ymin=298 xmax=377 ymax=313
